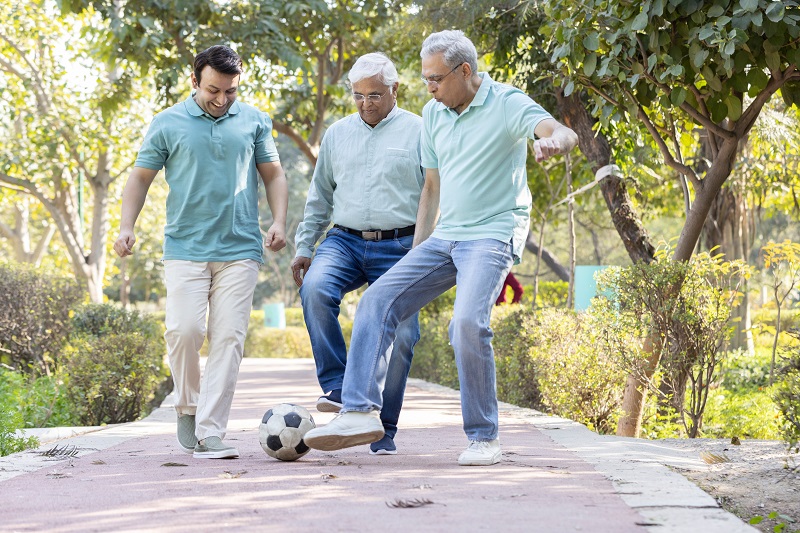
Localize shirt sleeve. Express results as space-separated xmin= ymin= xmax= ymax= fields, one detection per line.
xmin=420 ymin=102 xmax=438 ymax=169
xmin=255 ymin=112 xmax=280 ymax=164
xmin=294 ymin=131 xmax=335 ymax=258
xmin=134 ymin=116 xmax=168 ymax=170
xmin=503 ymin=90 xmax=554 ymax=142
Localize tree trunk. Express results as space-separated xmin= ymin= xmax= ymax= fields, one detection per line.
xmin=524 ymin=233 xmax=569 ymax=281
xmin=554 ymin=90 xmax=655 ymax=265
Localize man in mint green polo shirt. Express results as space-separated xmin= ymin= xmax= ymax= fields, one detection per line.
xmin=113 ymin=45 xmax=288 ymax=459
xmin=304 ymin=30 xmax=578 ymax=466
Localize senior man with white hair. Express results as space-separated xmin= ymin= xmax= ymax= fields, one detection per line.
xmin=290 ymin=52 xmax=424 ymax=455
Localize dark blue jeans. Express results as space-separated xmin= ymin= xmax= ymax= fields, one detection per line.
xmin=299 ymin=227 xmax=420 ymax=438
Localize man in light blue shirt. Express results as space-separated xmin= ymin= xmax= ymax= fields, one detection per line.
xmin=291 ymin=52 xmax=424 ymax=455
xmin=114 ymin=45 xmax=288 ymax=460
xmin=305 ymin=30 xmax=578 ymax=466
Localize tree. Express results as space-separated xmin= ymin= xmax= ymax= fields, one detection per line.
xmin=543 ymin=0 xmax=800 ymax=436
xmin=0 ymin=1 xmax=150 ymax=302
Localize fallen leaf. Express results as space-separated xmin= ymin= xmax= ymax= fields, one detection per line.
xmin=386 ymin=498 xmax=436 ymax=508
xmin=219 ymin=470 xmax=247 ymax=479
xmin=161 ymin=462 xmax=189 ymax=467
xmin=91 ymin=460 xmax=106 ymax=465
xmin=700 ymin=451 xmax=731 ymax=464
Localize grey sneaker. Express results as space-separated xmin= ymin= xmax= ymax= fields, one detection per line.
xmin=193 ymin=436 xmax=239 ymax=459
xmin=176 ymin=414 xmax=197 ymax=454
xmin=304 ymin=411 xmax=384 ymax=451
xmin=458 ymin=439 xmax=501 ymax=466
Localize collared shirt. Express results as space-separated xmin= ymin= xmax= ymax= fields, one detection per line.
xmin=421 ymin=73 xmax=553 ymax=263
xmin=134 ymin=96 xmax=280 ymax=263
xmin=295 ymin=105 xmax=424 ymax=258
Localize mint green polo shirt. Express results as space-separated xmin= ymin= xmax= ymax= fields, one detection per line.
xmin=421 ymin=73 xmax=552 ymax=262
xmin=135 ymin=97 xmax=280 ymax=263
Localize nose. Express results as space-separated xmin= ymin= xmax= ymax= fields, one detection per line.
xmin=214 ymin=93 xmax=227 ymax=106
xmin=427 ymin=83 xmax=436 ymax=94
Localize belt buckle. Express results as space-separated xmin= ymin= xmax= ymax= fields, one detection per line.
xmin=362 ymin=230 xmax=380 ymax=241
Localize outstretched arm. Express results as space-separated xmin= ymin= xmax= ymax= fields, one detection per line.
xmin=532 ymin=118 xmax=579 ymax=163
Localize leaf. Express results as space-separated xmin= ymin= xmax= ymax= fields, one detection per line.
xmin=725 ymin=94 xmax=743 ymax=120
xmin=750 ymin=516 xmax=764 ymax=525
xmin=584 ymin=54 xmax=598 ymax=76
xmin=700 ymin=451 xmax=731 ymax=464
xmin=320 ymin=472 xmax=337 ymax=481
xmin=708 ymin=5 xmax=726 ymax=18
xmin=219 ymin=470 xmax=247 ymax=479
xmin=386 ymin=498 xmax=436 ymax=509
xmin=739 ymin=0 xmax=758 ymax=12
xmin=671 ymin=87 xmax=687 ymax=106
xmin=583 ymin=32 xmax=600 ymax=51
xmin=631 ymin=12 xmax=649 ymax=31
xmin=161 ymin=462 xmax=189 ymax=467
xmin=766 ymin=2 xmax=785 ymax=23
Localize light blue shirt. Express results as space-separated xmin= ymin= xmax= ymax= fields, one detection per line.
xmin=295 ymin=106 xmax=424 ymax=258
xmin=421 ymin=73 xmax=552 ymax=262
xmin=135 ymin=97 xmax=280 ymax=263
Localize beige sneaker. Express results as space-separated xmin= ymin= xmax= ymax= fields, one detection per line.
xmin=458 ymin=439 xmax=501 ymax=466
xmin=304 ymin=411 xmax=384 ymax=451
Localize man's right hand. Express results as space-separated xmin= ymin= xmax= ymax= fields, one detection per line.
xmin=290 ymin=256 xmax=312 ymax=287
xmin=114 ymin=229 xmax=136 ymax=258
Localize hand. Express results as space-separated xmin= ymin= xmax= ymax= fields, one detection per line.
xmin=263 ymin=223 xmax=286 ymax=253
xmin=114 ymin=229 xmax=136 ymax=257
xmin=290 ymin=256 xmax=311 ymax=288
xmin=533 ymin=137 xmax=563 ymax=163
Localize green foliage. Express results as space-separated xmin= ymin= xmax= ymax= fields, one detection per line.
xmin=412 ymin=294 xmax=625 ymax=434
xmin=242 ymin=309 xmax=350 ymax=358
xmin=774 ymin=331 xmax=800 ymax=450
xmin=0 ymin=369 xmax=76 ymax=429
xmin=0 ymin=262 xmax=84 ymax=374
xmin=702 ymin=387 xmax=782 ymax=440
xmin=0 ymin=370 xmax=40 ymax=456
xmin=591 ymin=246 xmax=750 ymax=437
xmin=531 ymin=280 xmax=569 ymax=308
xmin=59 ymin=304 xmax=169 ymax=425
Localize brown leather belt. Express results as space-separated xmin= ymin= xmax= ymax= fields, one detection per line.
xmin=334 ymin=224 xmax=416 ymax=241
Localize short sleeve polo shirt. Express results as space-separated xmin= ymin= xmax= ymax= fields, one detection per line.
xmin=135 ymin=97 xmax=280 ymax=263
xmin=421 ymin=73 xmax=553 ymax=262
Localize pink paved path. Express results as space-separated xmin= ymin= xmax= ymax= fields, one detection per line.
xmin=0 ymin=359 xmax=738 ymax=532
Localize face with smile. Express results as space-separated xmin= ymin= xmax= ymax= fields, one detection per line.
xmin=192 ymin=65 xmax=239 ymax=118
xmin=352 ymin=74 xmax=397 ymax=127
xmin=421 ymin=53 xmax=471 ymax=112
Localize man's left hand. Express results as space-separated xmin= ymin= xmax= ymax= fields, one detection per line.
xmin=263 ymin=223 xmax=286 ymax=252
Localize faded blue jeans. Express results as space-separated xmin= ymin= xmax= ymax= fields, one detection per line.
xmin=341 ymin=237 xmax=513 ymax=441
xmin=299 ymin=227 xmax=420 ymax=438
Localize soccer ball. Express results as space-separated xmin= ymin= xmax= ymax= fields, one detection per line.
xmin=259 ymin=403 xmax=316 ymax=461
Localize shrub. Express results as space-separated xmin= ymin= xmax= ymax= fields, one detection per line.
xmin=0 ymin=368 xmax=75 ymax=429
xmin=59 ymin=304 xmax=169 ymax=425
xmin=702 ymin=387 xmax=782 ymax=440
xmin=774 ymin=331 xmax=800 ymax=450
xmin=243 ymin=310 xmax=351 ymax=358
xmin=409 ymin=290 xmax=459 ymax=389
xmin=0 ymin=369 xmax=40 ymax=456
xmin=0 ymin=262 xmax=83 ymax=374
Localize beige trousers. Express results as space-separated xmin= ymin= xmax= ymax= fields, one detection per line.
xmin=164 ymin=259 xmax=259 ymax=440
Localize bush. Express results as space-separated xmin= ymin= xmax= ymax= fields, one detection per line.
xmin=0 ymin=368 xmax=75 ymax=429
xmin=0 ymin=369 xmax=41 ymax=456
xmin=0 ymin=262 xmax=84 ymax=374
xmin=774 ymin=331 xmax=800 ymax=450
xmin=59 ymin=304 xmax=169 ymax=425
xmin=702 ymin=387 xmax=783 ymax=440
xmin=411 ymin=293 xmax=625 ymax=434
xmin=243 ymin=310 xmax=351 ymax=358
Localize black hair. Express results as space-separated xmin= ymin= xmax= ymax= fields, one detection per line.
xmin=194 ymin=45 xmax=243 ymax=83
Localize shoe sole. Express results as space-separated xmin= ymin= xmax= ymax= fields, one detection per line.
xmin=193 ymin=449 xmax=240 ymax=459
xmin=316 ymin=399 xmax=343 ymax=413
xmin=458 ymin=452 xmax=501 ymax=466
xmin=369 ymin=448 xmax=397 ymax=456
xmin=305 ymin=429 xmax=384 ymax=451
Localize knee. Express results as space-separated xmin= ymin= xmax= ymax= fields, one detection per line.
xmin=300 ymin=275 xmax=338 ymax=308
xmin=165 ymin=320 xmax=205 ymax=345
xmin=448 ymin=315 xmax=487 ymax=347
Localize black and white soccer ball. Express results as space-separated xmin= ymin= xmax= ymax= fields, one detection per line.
xmin=259 ymin=403 xmax=316 ymax=461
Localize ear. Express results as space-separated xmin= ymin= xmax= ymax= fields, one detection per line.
xmin=191 ymin=73 xmax=199 ymax=89
xmin=391 ymin=82 xmax=399 ymax=96
xmin=460 ymin=63 xmax=472 ymax=78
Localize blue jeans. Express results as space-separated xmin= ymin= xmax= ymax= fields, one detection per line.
xmin=299 ymin=227 xmax=420 ymax=437
xmin=342 ymin=237 xmax=513 ymax=441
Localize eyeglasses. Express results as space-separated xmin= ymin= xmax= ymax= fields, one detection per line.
xmin=420 ymin=64 xmax=462 ymax=87
xmin=352 ymin=91 xmax=387 ymax=103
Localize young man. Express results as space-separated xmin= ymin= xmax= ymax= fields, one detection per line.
xmin=291 ymin=53 xmax=424 ymax=455
xmin=114 ymin=45 xmax=288 ymax=459
xmin=304 ymin=30 xmax=578 ymax=466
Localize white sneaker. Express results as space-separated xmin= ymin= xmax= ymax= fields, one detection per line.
xmin=304 ymin=411 xmax=384 ymax=451
xmin=458 ymin=439 xmax=501 ymax=466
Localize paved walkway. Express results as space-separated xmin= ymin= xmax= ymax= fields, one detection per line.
xmin=1 ymin=359 xmax=754 ymax=532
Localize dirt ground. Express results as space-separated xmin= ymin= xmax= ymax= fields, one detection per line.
xmin=655 ymin=438 xmax=800 ymax=532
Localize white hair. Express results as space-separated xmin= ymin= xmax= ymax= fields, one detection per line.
xmin=420 ymin=30 xmax=478 ymax=73
xmin=347 ymin=52 xmax=399 ymax=86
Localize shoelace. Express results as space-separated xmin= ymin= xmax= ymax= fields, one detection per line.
xmin=467 ymin=440 xmax=491 ymax=451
